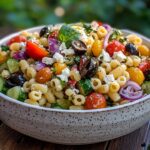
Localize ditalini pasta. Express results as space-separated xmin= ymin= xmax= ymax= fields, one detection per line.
xmin=0 ymin=21 xmax=149 ymax=110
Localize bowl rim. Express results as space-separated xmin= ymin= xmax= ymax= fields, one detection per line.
xmin=0 ymin=25 xmax=150 ymax=113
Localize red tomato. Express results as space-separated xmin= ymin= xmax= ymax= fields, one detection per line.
xmin=106 ymin=40 xmax=125 ymax=56
xmin=26 ymin=41 xmax=49 ymax=60
xmin=97 ymin=21 xmax=103 ymax=26
xmin=7 ymin=35 xmax=26 ymax=45
xmin=139 ymin=61 xmax=150 ymax=72
xmin=85 ymin=93 xmax=107 ymax=109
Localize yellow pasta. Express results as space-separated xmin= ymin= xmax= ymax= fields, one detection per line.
xmin=97 ymin=84 xmax=109 ymax=94
xmin=109 ymin=81 xmax=120 ymax=93
xmin=108 ymin=92 xmax=121 ymax=102
xmin=23 ymin=81 xmax=31 ymax=92
xmin=101 ymin=62 xmax=112 ymax=73
xmin=70 ymin=70 xmax=81 ymax=81
xmin=109 ymin=65 xmax=126 ymax=79
xmin=50 ymin=78 xmax=63 ymax=91
xmin=72 ymin=94 xmax=85 ymax=106
xmin=131 ymin=56 xmax=141 ymax=67
xmin=97 ymin=67 xmax=106 ymax=80
xmin=90 ymin=32 xmax=99 ymax=40
xmin=97 ymin=26 xmax=108 ymax=39
xmin=25 ymin=99 xmax=39 ymax=106
xmin=91 ymin=78 xmax=101 ymax=90
xmin=26 ymin=67 xmax=37 ymax=79
xmin=110 ymin=59 xmax=120 ymax=69
xmin=31 ymin=83 xmax=48 ymax=94
xmin=126 ymin=56 xmax=133 ymax=67
xmin=117 ymin=76 xmax=127 ymax=86
xmin=44 ymin=89 xmax=56 ymax=103
xmin=19 ymin=60 xmax=29 ymax=73
xmin=123 ymin=71 xmax=130 ymax=80
xmin=69 ymin=105 xmax=84 ymax=110
xmin=53 ymin=90 xmax=64 ymax=99
xmin=1 ymin=70 xmax=10 ymax=79
xmin=28 ymin=91 xmax=42 ymax=101
xmin=127 ymin=34 xmax=142 ymax=46
xmin=9 ymin=42 xmax=21 ymax=51
xmin=39 ymin=37 xmax=48 ymax=47
xmin=38 ymin=96 xmax=47 ymax=106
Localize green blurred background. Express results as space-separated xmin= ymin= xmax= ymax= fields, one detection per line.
xmin=0 ymin=0 xmax=150 ymax=37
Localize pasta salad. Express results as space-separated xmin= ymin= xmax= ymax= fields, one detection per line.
xmin=0 ymin=21 xmax=150 ymax=110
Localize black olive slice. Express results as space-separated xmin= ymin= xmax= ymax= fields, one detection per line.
xmin=39 ymin=26 xmax=49 ymax=37
xmin=72 ymin=40 xmax=87 ymax=55
xmin=125 ymin=43 xmax=139 ymax=55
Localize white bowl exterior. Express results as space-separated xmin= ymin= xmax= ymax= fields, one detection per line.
xmin=0 ymin=26 xmax=150 ymax=144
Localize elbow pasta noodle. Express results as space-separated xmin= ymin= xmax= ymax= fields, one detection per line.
xmin=26 ymin=67 xmax=36 ymax=79
xmin=25 ymin=99 xmax=39 ymax=106
xmin=38 ymin=97 xmax=47 ymax=106
xmin=53 ymin=90 xmax=64 ymax=99
xmin=91 ymin=78 xmax=101 ymax=90
xmin=127 ymin=34 xmax=142 ymax=46
xmin=72 ymin=94 xmax=85 ymax=106
xmin=117 ymin=76 xmax=127 ymax=86
xmin=19 ymin=60 xmax=29 ymax=73
xmin=109 ymin=81 xmax=120 ymax=93
xmin=97 ymin=84 xmax=109 ymax=94
xmin=123 ymin=71 xmax=130 ymax=80
xmin=65 ymin=88 xmax=75 ymax=97
xmin=97 ymin=26 xmax=108 ymax=38
xmin=44 ymin=89 xmax=56 ymax=103
xmin=39 ymin=37 xmax=48 ymax=47
xmin=97 ymin=67 xmax=106 ymax=80
xmin=109 ymin=65 xmax=126 ymax=79
xmin=23 ymin=81 xmax=31 ymax=92
xmin=31 ymin=83 xmax=48 ymax=94
xmin=9 ymin=42 xmax=21 ymax=51
xmin=101 ymin=62 xmax=112 ymax=73
xmin=90 ymin=32 xmax=99 ymax=40
xmin=50 ymin=78 xmax=62 ymax=91
xmin=28 ymin=91 xmax=42 ymax=101
xmin=108 ymin=92 xmax=121 ymax=102
xmin=1 ymin=70 xmax=10 ymax=78
xmin=110 ymin=60 xmax=120 ymax=69
xmin=126 ymin=56 xmax=133 ymax=67
xmin=131 ymin=56 xmax=141 ymax=67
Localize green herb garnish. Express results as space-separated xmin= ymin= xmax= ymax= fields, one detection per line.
xmin=1 ymin=45 xmax=9 ymax=51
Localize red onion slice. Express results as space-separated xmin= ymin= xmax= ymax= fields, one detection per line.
xmin=35 ymin=61 xmax=46 ymax=71
xmin=103 ymin=30 xmax=113 ymax=49
xmin=103 ymin=24 xmax=112 ymax=31
xmin=13 ymin=50 xmax=27 ymax=60
xmin=119 ymin=81 xmax=143 ymax=101
xmin=48 ymin=37 xmax=60 ymax=54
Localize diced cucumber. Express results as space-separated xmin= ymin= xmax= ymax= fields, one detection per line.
xmin=7 ymin=86 xmax=26 ymax=101
xmin=78 ymin=79 xmax=93 ymax=96
xmin=0 ymin=62 xmax=7 ymax=72
xmin=7 ymin=58 xmax=19 ymax=73
xmin=142 ymin=81 xmax=150 ymax=94
xmin=0 ymin=77 xmax=5 ymax=92
xmin=51 ymin=103 xmax=62 ymax=109
xmin=56 ymin=99 xmax=71 ymax=109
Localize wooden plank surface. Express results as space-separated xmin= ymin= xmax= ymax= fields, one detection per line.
xmin=0 ymin=122 xmax=150 ymax=150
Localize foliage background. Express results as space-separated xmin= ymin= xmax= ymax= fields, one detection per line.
xmin=0 ymin=0 xmax=150 ymax=37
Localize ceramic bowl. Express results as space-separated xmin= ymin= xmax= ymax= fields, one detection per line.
xmin=0 ymin=27 xmax=150 ymax=145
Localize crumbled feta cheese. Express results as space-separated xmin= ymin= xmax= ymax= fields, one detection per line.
xmin=57 ymin=68 xmax=70 ymax=82
xmin=59 ymin=43 xmax=75 ymax=56
xmin=104 ymin=75 xmax=115 ymax=84
xmin=102 ymin=50 xmax=111 ymax=62
xmin=113 ymin=51 xmax=126 ymax=62
xmin=42 ymin=57 xmax=54 ymax=65
xmin=53 ymin=52 xmax=64 ymax=63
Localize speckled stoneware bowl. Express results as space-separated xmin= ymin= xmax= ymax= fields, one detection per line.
xmin=0 ymin=27 xmax=150 ymax=145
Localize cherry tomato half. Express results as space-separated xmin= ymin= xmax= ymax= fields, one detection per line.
xmin=85 ymin=93 xmax=107 ymax=109
xmin=138 ymin=61 xmax=150 ymax=72
xmin=26 ymin=41 xmax=49 ymax=60
xmin=7 ymin=35 xmax=26 ymax=45
xmin=49 ymin=30 xmax=59 ymax=38
xmin=106 ymin=40 xmax=125 ymax=56
xmin=36 ymin=67 xmax=52 ymax=83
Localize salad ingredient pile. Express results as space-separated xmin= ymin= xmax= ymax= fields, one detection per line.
xmin=0 ymin=21 xmax=149 ymax=110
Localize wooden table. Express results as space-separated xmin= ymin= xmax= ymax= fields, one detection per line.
xmin=0 ymin=28 xmax=150 ymax=150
